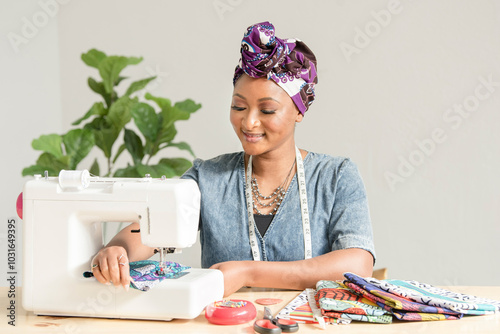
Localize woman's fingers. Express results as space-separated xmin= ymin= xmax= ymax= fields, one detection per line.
xmin=92 ymin=247 xmax=130 ymax=291
xmin=118 ymin=254 xmax=131 ymax=291
xmin=107 ymin=256 xmax=123 ymax=287
xmin=91 ymin=262 xmax=109 ymax=285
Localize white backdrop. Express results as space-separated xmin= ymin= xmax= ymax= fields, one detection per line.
xmin=1 ymin=0 xmax=499 ymax=287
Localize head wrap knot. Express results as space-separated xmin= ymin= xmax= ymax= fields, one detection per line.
xmin=233 ymin=21 xmax=318 ymax=115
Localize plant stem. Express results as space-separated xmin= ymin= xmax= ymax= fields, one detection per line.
xmin=107 ymin=157 xmax=111 ymax=176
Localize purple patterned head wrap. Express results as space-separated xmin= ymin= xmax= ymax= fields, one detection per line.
xmin=233 ymin=21 xmax=318 ymax=115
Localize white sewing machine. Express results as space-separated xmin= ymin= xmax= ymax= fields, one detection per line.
xmin=22 ymin=170 xmax=224 ymax=321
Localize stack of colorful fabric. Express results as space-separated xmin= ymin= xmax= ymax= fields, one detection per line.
xmin=316 ymin=280 xmax=392 ymax=323
xmin=276 ymin=289 xmax=348 ymax=324
xmin=315 ymin=273 xmax=500 ymax=323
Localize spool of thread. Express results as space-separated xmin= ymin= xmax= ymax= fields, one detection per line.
xmin=58 ymin=170 xmax=90 ymax=190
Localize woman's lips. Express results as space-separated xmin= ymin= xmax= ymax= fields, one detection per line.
xmin=243 ymin=131 xmax=264 ymax=143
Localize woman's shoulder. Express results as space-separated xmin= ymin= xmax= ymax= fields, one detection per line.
xmin=304 ymin=151 xmax=364 ymax=184
xmin=305 ymin=151 xmax=356 ymax=171
xmin=305 ymin=151 xmax=366 ymax=197
xmin=192 ymin=151 xmax=244 ymax=168
xmin=186 ymin=152 xmax=244 ymax=177
xmin=182 ymin=152 xmax=244 ymax=182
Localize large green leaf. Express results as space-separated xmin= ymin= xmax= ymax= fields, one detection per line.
xmin=145 ymin=94 xmax=200 ymax=129
xmin=113 ymin=164 xmax=142 ymax=178
xmin=63 ymin=129 xmax=95 ymax=169
xmin=81 ymin=49 xmax=107 ymax=69
xmin=145 ymin=93 xmax=190 ymax=137
xmin=72 ymin=102 xmax=107 ymax=126
xmin=161 ymin=141 xmax=195 ymax=157
xmin=145 ymin=92 xmax=171 ymax=110
xmin=107 ymin=96 xmax=137 ymax=131
xmin=84 ymin=118 xmax=119 ymax=159
xmin=112 ymin=144 xmax=127 ymax=164
xmin=43 ymin=152 xmax=69 ymax=167
xmin=136 ymin=163 xmax=176 ymax=178
xmin=22 ymin=164 xmax=58 ymax=177
xmin=115 ymin=76 xmax=128 ymax=86
xmin=87 ymin=77 xmax=112 ymax=108
xmin=130 ymin=102 xmax=159 ymax=141
xmin=174 ymin=99 xmax=202 ymax=114
xmin=123 ymin=129 xmax=144 ymax=165
xmin=88 ymin=77 xmax=106 ymax=95
xmin=158 ymin=158 xmax=192 ymax=176
xmin=156 ymin=124 xmax=177 ymax=147
xmin=159 ymin=101 xmax=199 ymax=130
xmin=36 ymin=152 xmax=70 ymax=174
xmin=87 ymin=95 xmax=136 ymax=159
xmin=94 ymin=128 xmax=119 ymax=159
xmin=32 ymin=134 xmax=63 ymax=158
xmin=125 ymin=76 xmax=156 ymax=96
xmin=89 ymin=158 xmax=100 ymax=176
xmin=98 ymin=56 xmax=143 ymax=93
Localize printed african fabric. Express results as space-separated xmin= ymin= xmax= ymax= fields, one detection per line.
xmin=277 ymin=274 xmax=500 ymax=325
xmin=343 ymin=277 xmax=462 ymax=321
xmin=315 ymin=280 xmax=392 ymax=324
xmin=129 ymin=260 xmax=190 ymax=291
xmin=276 ymin=289 xmax=349 ymax=325
xmin=388 ymin=280 xmax=500 ymax=315
xmin=344 ymin=273 xmax=500 ymax=316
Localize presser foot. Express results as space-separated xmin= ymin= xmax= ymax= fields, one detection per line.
xmin=154 ymin=247 xmax=176 ymax=276
xmin=156 ymin=267 xmax=166 ymax=276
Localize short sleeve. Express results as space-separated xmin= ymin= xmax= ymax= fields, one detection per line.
xmin=180 ymin=158 xmax=202 ymax=183
xmin=329 ymin=159 xmax=376 ymax=262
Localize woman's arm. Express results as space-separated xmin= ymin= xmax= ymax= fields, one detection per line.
xmin=92 ymin=222 xmax=156 ymax=290
xmin=104 ymin=222 xmax=156 ymax=261
xmin=210 ymin=248 xmax=373 ymax=297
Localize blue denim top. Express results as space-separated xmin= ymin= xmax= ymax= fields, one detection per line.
xmin=181 ymin=151 xmax=375 ymax=268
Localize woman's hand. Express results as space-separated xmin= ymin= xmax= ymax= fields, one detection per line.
xmin=210 ymin=261 xmax=253 ymax=297
xmin=91 ymin=246 xmax=131 ymax=291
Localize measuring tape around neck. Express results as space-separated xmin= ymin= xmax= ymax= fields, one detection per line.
xmin=245 ymin=146 xmax=312 ymax=261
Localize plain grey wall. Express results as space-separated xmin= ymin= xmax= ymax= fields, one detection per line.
xmin=1 ymin=0 xmax=499 ymax=287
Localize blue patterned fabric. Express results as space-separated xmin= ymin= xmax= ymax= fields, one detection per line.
xmin=129 ymin=260 xmax=190 ymax=291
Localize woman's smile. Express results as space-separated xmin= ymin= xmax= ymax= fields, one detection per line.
xmin=242 ymin=130 xmax=264 ymax=143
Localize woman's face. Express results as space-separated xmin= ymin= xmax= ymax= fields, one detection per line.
xmin=230 ymin=74 xmax=303 ymax=157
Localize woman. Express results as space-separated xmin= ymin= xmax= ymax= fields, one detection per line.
xmin=92 ymin=22 xmax=375 ymax=297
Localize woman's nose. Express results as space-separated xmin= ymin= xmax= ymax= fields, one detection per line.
xmin=242 ymin=109 xmax=260 ymax=129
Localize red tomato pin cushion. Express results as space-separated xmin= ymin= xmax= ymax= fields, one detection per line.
xmin=205 ymin=299 xmax=256 ymax=325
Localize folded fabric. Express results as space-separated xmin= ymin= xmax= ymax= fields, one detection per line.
xmin=344 ymin=272 xmax=499 ymax=316
xmin=343 ymin=277 xmax=462 ymax=319
xmin=316 ymin=280 xmax=392 ymax=324
xmin=276 ymin=289 xmax=346 ymax=325
xmin=391 ymin=309 xmax=462 ymax=321
xmin=290 ymin=303 xmax=347 ymax=324
xmin=389 ymin=279 xmax=500 ymax=315
xmin=129 ymin=260 xmax=190 ymax=291
xmin=322 ymin=309 xmax=393 ymax=323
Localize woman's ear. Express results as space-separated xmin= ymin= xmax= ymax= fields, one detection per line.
xmin=295 ymin=112 xmax=304 ymax=123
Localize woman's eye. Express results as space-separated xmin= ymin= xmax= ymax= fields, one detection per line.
xmin=261 ymin=109 xmax=275 ymax=115
xmin=231 ymin=105 xmax=245 ymax=111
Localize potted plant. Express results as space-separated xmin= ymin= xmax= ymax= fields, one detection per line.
xmin=22 ymin=49 xmax=201 ymax=178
